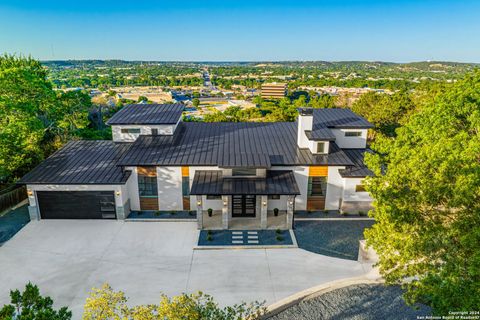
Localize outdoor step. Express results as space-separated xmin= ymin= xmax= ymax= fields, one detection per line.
xmin=232 ymin=240 xmax=244 ymax=244
xmin=247 ymin=231 xmax=258 ymax=234
xmin=232 ymin=235 xmax=243 ymax=239
xmin=232 ymin=231 xmax=243 ymax=235
xmin=247 ymin=235 xmax=258 ymax=239
xmin=247 ymin=240 xmax=259 ymax=244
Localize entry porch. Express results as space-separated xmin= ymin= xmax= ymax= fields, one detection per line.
xmin=190 ymin=170 xmax=299 ymax=230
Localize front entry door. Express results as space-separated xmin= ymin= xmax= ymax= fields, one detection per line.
xmin=232 ymin=195 xmax=256 ymax=217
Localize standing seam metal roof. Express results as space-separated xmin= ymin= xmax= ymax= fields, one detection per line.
xmin=106 ymin=103 xmax=184 ymax=125
xmin=339 ymin=149 xmax=374 ymax=178
xmin=118 ymin=122 xmax=355 ymax=167
xmin=18 ymin=141 xmax=132 ymax=185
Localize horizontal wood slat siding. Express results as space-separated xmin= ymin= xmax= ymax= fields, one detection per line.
xmin=307 ymin=197 xmax=326 ymax=210
xmin=138 ymin=166 xmax=157 ymax=177
xmin=309 ymin=166 xmax=328 ymax=177
xmin=140 ymin=197 xmax=159 ymax=210
xmin=183 ymin=197 xmax=190 ymax=210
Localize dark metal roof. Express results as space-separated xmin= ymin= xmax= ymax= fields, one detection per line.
xmin=310 ymin=108 xmax=373 ymax=130
xmin=190 ymin=170 xmax=300 ymax=195
xmin=118 ymin=122 xmax=354 ymax=167
xmin=305 ymin=128 xmax=336 ymax=141
xmin=218 ymin=153 xmax=271 ymax=168
xmin=339 ymin=149 xmax=374 ymax=178
xmin=18 ymin=141 xmax=132 ymax=185
xmin=106 ymin=103 xmax=184 ymax=125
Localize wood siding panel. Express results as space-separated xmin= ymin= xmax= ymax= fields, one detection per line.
xmin=138 ymin=166 xmax=157 ymax=177
xmin=309 ymin=166 xmax=328 ymax=177
xmin=140 ymin=197 xmax=159 ymax=210
xmin=307 ymin=197 xmax=326 ymax=210
xmin=183 ymin=197 xmax=190 ymax=210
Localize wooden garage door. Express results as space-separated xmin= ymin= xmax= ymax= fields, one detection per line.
xmin=37 ymin=191 xmax=116 ymax=219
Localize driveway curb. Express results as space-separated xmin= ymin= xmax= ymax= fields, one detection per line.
xmin=263 ymin=276 xmax=384 ymax=319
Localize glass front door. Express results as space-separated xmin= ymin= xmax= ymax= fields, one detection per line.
xmin=231 ymin=195 xmax=256 ymax=217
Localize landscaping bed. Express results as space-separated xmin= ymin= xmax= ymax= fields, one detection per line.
xmin=127 ymin=210 xmax=196 ymax=220
xmin=0 ymin=205 xmax=30 ymax=244
xmin=198 ymin=229 xmax=293 ymax=246
xmin=294 ymin=220 xmax=374 ymax=260
xmin=268 ymin=284 xmax=430 ymax=320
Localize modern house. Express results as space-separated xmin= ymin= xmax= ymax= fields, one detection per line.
xmin=19 ymin=104 xmax=374 ymax=230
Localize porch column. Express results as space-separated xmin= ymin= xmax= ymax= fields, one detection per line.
xmin=260 ymin=195 xmax=268 ymax=229
xmin=196 ymin=195 xmax=203 ymax=229
xmin=286 ymin=195 xmax=295 ymax=229
xmin=222 ymin=195 xmax=229 ymax=229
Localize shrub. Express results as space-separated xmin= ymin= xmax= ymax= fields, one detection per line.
xmin=206 ymin=234 xmax=213 ymax=241
xmin=273 ymin=208 xmax=279 ymax=216
xmin=170 ymin=211 xmax=176 ymax=215
xmin=276 ymin=235 xmax=284 ymax=242
xmin=155 ymin=211 xmax=161 ymax=216
xmin=207 ymin=208 xmax=213 ymax=217
xmin=275 ymin=229 xmax=282 ymax=234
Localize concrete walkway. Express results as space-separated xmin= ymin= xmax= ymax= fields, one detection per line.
xmin=0 ymin=221 xmax=370 ymax=319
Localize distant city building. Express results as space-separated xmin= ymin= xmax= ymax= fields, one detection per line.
xmin=261 ymin=82 xmax=287 ymax=99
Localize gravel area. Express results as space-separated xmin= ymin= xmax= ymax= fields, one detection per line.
xmin=0 ymin=205 xmax=30 ymax=245
xmin=268 ymin=284 xmax=431 ymax=320
xmin=295 ymin=211 xmax=370 ymax=219
xmin=294 ymin=220 xmax=374 ymax=260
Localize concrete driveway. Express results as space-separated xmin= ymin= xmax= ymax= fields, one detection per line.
xmin=0 ymin=221 xmax=369 ymax=318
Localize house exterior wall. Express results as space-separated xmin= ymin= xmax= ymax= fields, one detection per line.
xmin=267 ymin=195 xmax=288 ymax=210
xmin=331 ymin=129 xmax=367 ymax=149
xmin=111 ymin=122 xmax=180 ymax=142
xmin=26 ymin=183 xmax=128 ymax=220
xmin=156 ymin=166 xmax=183 ymax=210
xmin=343 ymin=178 xmax=372 ymax=202
xmin=297 ymin=116 xmax=313 ymax=148
xmin=325 ymin=166 xmax=346 ymax=210
xmin=125 ymin=167 xmax=140 ymax=211
xmin=270 ymin=166 xmax=308 ymax=210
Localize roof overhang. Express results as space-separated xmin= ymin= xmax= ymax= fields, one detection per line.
xmin=190 ymin=170 xmax=300 ymax=195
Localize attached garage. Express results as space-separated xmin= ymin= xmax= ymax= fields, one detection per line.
xmin=37 ymin=191 xmax=116 ymax=219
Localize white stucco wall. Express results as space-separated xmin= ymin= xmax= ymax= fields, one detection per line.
xmin=331 ymin=129 xmax=367 ymax=149
xmin=343 ymin=177 xmax=373 ymax=202
xmin=267 ymin=195 xmax=288 ymax=210
xmin=157 ymin=166 xmax=183 ymax=210
xmin=124 ymin=167 xmax=140 ymax=211
xmin=270 ymin=166 xmax=308 ymax=211
xmin=297 ymin=115 xmax=313 ymax=148
xmin=189 ymin=166 xmax=220 ymax=211
xmin=325 ymin=166 xmax=346 ymax=210
xmin=111 ymin=123 xmax=179 ymax=142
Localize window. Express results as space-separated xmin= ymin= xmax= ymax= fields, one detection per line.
xmin=345 ymin=131 xmax=362 ymax=137
xmin=151 ymin=128 xmax=158 ymax=135
xmin=206 ymin=195 xmax=222 ymax=200
xmin=308 ymin=177 xmax=327 ymax=196
xmin=99 ymin=201 xmax=115 ymax=212
xmin=355 ymin=184 xmax=366 ymax=192
xmin=182 ymin=177 xmax=190 ymax=196
xmin=121 ymin=128 xmax=141 ymax=134
xmin=268 ymin=195 xmax=280 ymax=200
xmin=317 ymin=142 xmax=326 ymax=154
xmin=232 ymin=168 xmax=256 ymax=176
xmin=138 ymin=175 xmax=158 ymax=196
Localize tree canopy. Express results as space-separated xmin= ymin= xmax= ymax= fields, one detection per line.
xmin=364 ymin=71 xmax=480 ymax=313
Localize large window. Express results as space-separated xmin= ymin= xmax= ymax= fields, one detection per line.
xmin=206 ymin=195 xmax=222 ymax=200
xmin=268 ymin=195 xmax=281 ymax=200
xmin=121 ymin=128 xmax=141 ymax=134
xmin=355 ymin=184 xmax=366 ymax=192
xmin=182 ymin=177 xmax=190 ymax=196
xmin=232 ymin=168 xmax=256 ymax=176
xmin=345 ymin=131 xmax=362 ymax=137
xmin=138 ymin=175 xmax=158 ymax=197
xmin=308 ymin=177 xmax=327 ymax=196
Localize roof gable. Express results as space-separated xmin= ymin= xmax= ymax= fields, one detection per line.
xmin=106 ymin=103 xmax=184 ymax=125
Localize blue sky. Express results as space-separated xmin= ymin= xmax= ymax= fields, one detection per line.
xmin=0 ymin=0 xmax=479 ymax=62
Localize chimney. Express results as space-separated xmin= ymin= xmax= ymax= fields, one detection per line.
xmin=297 ymin=108 xmax=313 ymax=148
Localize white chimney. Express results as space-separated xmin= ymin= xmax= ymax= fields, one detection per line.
xmin=297 ymin=108 xmax=313 ymax=148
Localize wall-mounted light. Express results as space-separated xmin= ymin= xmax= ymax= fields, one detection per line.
xmin=197 ymin=200 xmax=202 ymax=206
xmin=223 ymin=199 xmax=227 ymax=206
xmin=27 ymin=190 xmax=33 ymax=196
xmin=262 ymin=201 xmax=267 ymax=206
xmin=116 ymin=191 xmax=121 ymax=196
xmin=289 ymin=200 xmax=294 ymax=205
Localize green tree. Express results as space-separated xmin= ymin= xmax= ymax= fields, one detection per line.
xmin=82 ymin=283 xmax=265 ymax=320
xmin=192 ymin=98 xmax=200 ymax=107
xmin=0 ymin=283 xmax=72 ymax=320
xmin=0 ymin=54 xmax=56 ymax=182
xmin=364 ymin=71 xmax=480 ymax=314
